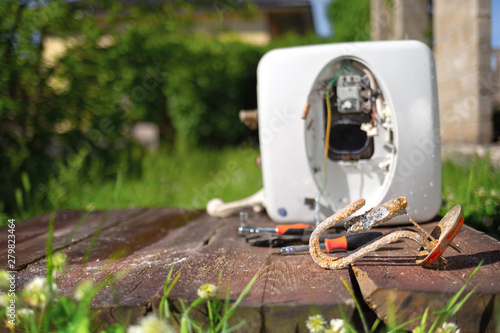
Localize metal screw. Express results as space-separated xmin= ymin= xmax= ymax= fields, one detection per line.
xmin=239 ymin=211 xmax=248 ymax=228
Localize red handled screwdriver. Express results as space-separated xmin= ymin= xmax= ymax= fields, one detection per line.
xmin=238 ymin=224 xmax=314 ymax=236
xmin=280 ymin=231 xmax=385 ymax=255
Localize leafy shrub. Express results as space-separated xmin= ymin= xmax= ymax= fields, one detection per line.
xmin=0 ymin=0 xmax=372 ymax=219
xmin=0 ymin=0 xmax=263 ymax=217
xmin=0 ymin=0 xmax=142 ymax=217
xmin=163 ymin=36 xmax=260 ymax=147
xmin=329 ymin=0 xmax=371 ymax=42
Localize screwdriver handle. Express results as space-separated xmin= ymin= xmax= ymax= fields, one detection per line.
xmin=324 ymin=232 xmax=384 ymax=253
xmin=276 ymin=224 xmax=314 ymax=235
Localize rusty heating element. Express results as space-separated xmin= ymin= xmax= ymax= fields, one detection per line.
xmin=344 ymin=197 xmax=408 ymax=233
xmin=345 ymin=197 xmax=462 ymax=253
xmin=309 ymin=197 xmax=464 ymax=270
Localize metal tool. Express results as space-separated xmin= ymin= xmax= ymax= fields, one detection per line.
xmin=309 ymin=198 xmax=464 ymax=270
xmin=246 ymin=233 xmax=305 ymax=248
xmin=240 ymin=211 xmax=248 ymax=228
xmin=237 ymin=223 xmax=314 ymax=237
xmin=343 ymin=197 xmax=462 ymax=253
xmin=246 ymin=231 xmax=342 ymax=248
xmin=281 ymin=231 xmax=384 ymax=255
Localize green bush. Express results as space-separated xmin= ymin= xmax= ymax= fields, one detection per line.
xmin=329 ymin=0 xmax=371 ymax=42
xmin=0 ymin=0 xmax=264 ymax=217
xmin=55 ymin=3 xmax=262 ymax=149
xmin=0 ymin=0 xmax=373 ymax=219
xmin=0 ymin=0 xmax=142 ymax=217
xmin=166 ymin=37 xmax=261 ymax=147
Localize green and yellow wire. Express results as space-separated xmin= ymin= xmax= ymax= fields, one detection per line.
xmin=319 ymin=60 xmax=352 ymax=197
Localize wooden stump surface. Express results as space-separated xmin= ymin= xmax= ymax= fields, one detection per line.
xmin=1 ymin=208 xmax=499 ymax=332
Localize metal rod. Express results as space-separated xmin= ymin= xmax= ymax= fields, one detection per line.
xmin=405 ymin=211 xmax=462 ymax=253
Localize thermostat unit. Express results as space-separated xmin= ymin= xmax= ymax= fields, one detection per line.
xmin=258 ymin=41 xmax=441 ymax=224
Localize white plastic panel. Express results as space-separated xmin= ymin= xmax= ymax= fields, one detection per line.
xmin=258 ymin=41 xmax=441 ymax=224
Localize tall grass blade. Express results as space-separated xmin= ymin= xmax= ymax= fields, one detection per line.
xmin=442 ymin=284 xmax=479 ymax=321
xmin=45 ymin=212 xmax=56 ymax=333
xmin=83 ymin=210 xmax=110 ymax=264
xmin=21 ymin=171 xmax=31 ymax=193
xmin=370 ymin=317 xmax=380 ymax=333
xmin=15 ymin=188 xmax=23 ymax=210
xmin=428 ymin=260 xmax=482 ymax=333
xmin=215 ymin=269 xmax=260 ymax=332
xmin=495 ymin=296 xmax=500 ymax=333
xmin=342 ymin=279 xmax=369 ymax=333
xmin=338 ymin=304 xmax=357 ymax=333
xmin=418 ymin=307 xmax=429 ymax=332
xmin=387 ymin=315 xmax=426 ymax=332
xmin=466 ymin=165 xmax=474 ymax=204
xmin=159 ymin=264 xmax=181 ymax=321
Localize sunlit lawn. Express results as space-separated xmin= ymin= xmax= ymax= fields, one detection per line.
xmin=62 ymin=146 xmax=263 ymax=212
xmin=18 ymin=146 xmax=499 ymax=235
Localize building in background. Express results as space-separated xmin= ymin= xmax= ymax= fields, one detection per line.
xmin=371 ymin=0 xmax=500 ymax=144
xmin=177 ymin=0 xmax=316 ymax=45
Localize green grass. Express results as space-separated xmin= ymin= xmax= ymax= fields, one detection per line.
xmin=62 ymin=149 xmax=500 ymax=236
xmin=441 ymin=155 xmax=500 ymax=235
xmin=81 ymin=146 xmax=262 ymax=211
xmin=305 ymin=261 xmax=484 ymax=333
xmin=12 ymin=146 xmax=263 ymax=220
xmin=9 ymin=145 xmax=500 ymax=237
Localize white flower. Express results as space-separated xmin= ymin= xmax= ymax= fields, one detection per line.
xmin=17 ymin=308 xmax=35 ymax=323
xmin=127 ymin=313 xmax=173 ymax=333
xmin=197 ymin=283 xmax=216 ymax=299
xmin=22 ymin=277 xmax=57 ymax=308
xmin=0 ymin=270 xmax=11 ymax=289
xmin=52 ymin=252 xmax=67 ymax=273
xmin=0 ymin=293 xmax=14 ymax=308
xmin=474 ymin=187 xmax=487 ymax=197
xmin=327 ymin=318 xmax=346 ymax=333
xmin=74 ymin=280 xmax=94 ymax=301
xmin=306 ymin=314 xmax=326 ymax=333
xmin=437 ymin=322 xmax=460 ymax=333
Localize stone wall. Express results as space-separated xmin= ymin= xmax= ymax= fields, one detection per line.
xmin=371 ymin=0 xmax=496 ymax=143
xmin=371 ymin=0 xmax=430 ymax=43
xmin=433 ymin=0 xmax=492 ymax=143
xmin=495 ymin=50 xmax=500 ymax=110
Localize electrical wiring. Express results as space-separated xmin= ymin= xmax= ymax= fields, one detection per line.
xmin=319 ymin=60 xmax=351 ymax=197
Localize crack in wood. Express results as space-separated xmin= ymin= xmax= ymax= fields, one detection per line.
xmin=347 ymin=265 xmax=380 ymax=330
xmin=129 ymin=267 xmax=151 ymax=293
xmin=200 ymin=219 xmax=229 ymax=248
xmin=9 ymin=209 xmax=148 ymax=272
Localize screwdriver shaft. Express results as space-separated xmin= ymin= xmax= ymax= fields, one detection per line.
xmin=281 ymin=244 xmax=325 ymax=255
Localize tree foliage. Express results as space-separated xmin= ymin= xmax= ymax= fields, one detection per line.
xmin=0 ymin=0 xmax=140 ymax=215
xmin=0 ymin=0 xmax=370 ymax=217
xmin=0 ymin=0 xmax=261 ymax=216
xmin=329 ymin=0 xmax=371 ymax=42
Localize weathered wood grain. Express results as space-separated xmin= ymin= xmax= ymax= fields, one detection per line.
xmin=259 ymin=252 xmax=356 ymax=333
xmin=13 ymin=208 xmax=208 ymax=322
xmin=165 ymin=210 xmax=356 ymax=332
xmin=352 ymin=223 xmax=500 ymax=332
xmin=0 ymin=208 xmax=147 ymax=270
xmin=3 ymin=208 xmax=500 ymax=332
